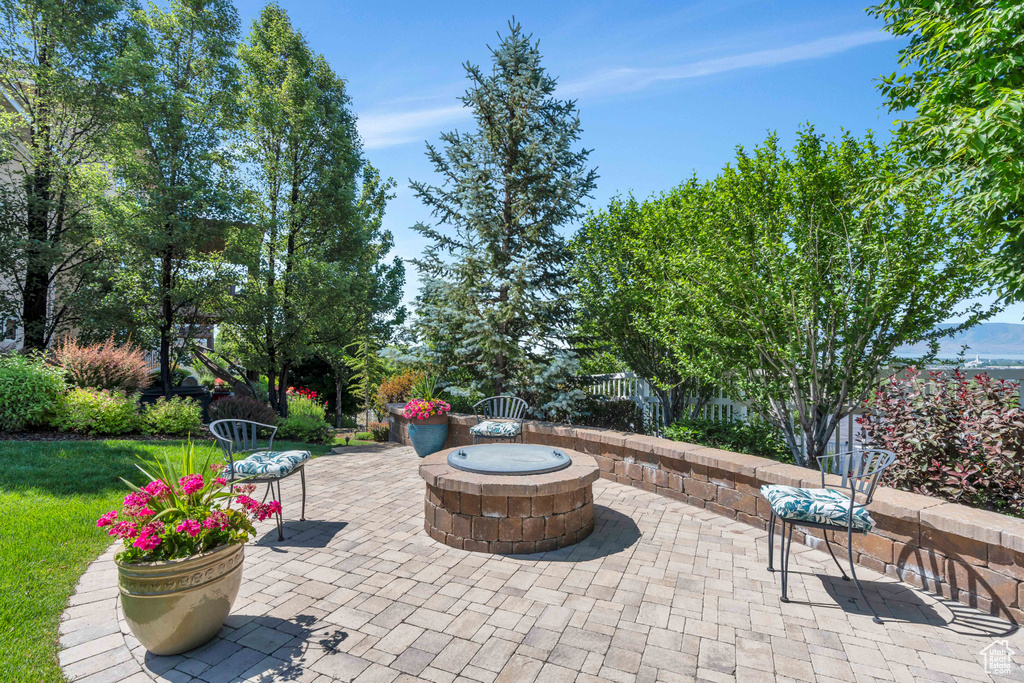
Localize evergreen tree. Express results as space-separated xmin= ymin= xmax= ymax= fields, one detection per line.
xmin=411 ymin=21 xmax=597 ymax=401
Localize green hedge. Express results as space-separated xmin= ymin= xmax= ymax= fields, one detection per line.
xmin=664 ymin=416 xmax=792 ymax=463
xmin=0 ymin=354 xmax=66 ymax=432
xmin=52 ymin=388 xmax=139 ymax=435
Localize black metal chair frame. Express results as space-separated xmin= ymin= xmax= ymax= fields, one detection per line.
xmin=767 ymin=449 xmax=896 ymax=624
xmin=471 ymin=396 xmax=528 ymax=444
xmin=209 ymin=419 xmax=307 ymax=541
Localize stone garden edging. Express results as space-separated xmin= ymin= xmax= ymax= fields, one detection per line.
xmin=388 ymin=404 xmax=1024 ymax=623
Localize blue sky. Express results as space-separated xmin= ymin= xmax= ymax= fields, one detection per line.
xmin=235 ymin=0 xmax=1021 ymax=323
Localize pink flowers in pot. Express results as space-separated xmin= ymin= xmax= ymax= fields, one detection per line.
xmin=96 ymin=442 xmax=282 ymax=564
xmin=403 ymin=398 xmax=451 ymax=420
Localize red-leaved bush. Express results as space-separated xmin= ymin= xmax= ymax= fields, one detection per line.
xmin=860 ymin=367 xmax=1024 ymax=516
xmin=52 ymin=336 xmax=152 ymax=393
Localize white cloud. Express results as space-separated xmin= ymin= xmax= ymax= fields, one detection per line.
xmin=559 ymin=30 xmax=892 ymax=98
xmin=359 ymin=104 xmax=469 ymax=149
xmin=357 ymin=30 xmax=892 ymax=149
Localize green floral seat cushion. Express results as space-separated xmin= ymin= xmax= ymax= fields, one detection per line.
xmin=226 ymin=450 xmax=311 ymax=479
xmin=760 ymin=484 xmax=874 ymax=532
xmin=470 ymin=420 xmax=522 ymax=438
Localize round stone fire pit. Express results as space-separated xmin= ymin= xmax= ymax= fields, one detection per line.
xmin=420 ymin=444 xmax=600 ymax=554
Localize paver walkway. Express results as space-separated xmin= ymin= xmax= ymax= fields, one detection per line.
xmin=60 ymin=445 xmax=1024 ymax=682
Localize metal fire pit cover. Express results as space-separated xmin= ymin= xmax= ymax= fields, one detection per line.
xmin=447 ymin=444 xmax=572 ymax=475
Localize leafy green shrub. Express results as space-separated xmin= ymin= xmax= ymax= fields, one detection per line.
xmin=143 ymin=396 xmax=202 ymax=436
xmin=147 ymin=367 xmax=191 ymax=388
xmin=354 ymin=431 xmax=373 ymax=441
xmin=372 ymin=369 xmax=425 ymax=417
xmin=444 ymin=389 xmax=482 ymax=415
xmin=208 ymin=395 xmax=278 ymax=425
xmin=52 ymin=336 xmax=151 ymax=392
xmin=287 ymin=389 xmax=326 ymax=421
xmin=568 ymin=396 xmax=645 ymax=433
xmin=276 ymin=415 xmax=331 ymax=444
xmin=339 ymin=415 xmax=357 ymax=428
xmin=52 ymin=388 xmax=140 ymax=435
xmin=664 ymin=416 xmax=791 ymax=462
xmin=0 ymin=353 xmax=66 ymax=431
xmin=368 ymin=421 xmax=390 ymax=442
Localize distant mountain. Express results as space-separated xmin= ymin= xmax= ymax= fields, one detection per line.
xmin=896 ymin=322 xmax=1024 ymax=361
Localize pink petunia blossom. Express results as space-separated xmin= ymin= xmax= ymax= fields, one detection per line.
xmin=123 ymin=504 xmax=155 ymax=518
xmin=176 ymin=519 xmax=201 ymax=537
xmin=255 ymin=501 xmax=282 ymax=522
xmin=203 ymin=510 xmax=230 ymax=530
xmin=96 ymin=510 xmax=118 ymax=528
xmin=123 ymin=491 xmax=150 ymax=508
xmin=214 ymin=477 xmax=227 ymax=486
xmin=179 ymin=474 xmax=205 ymax=496
xmin=109 ymin=521 xmax=139 ymax=539
xmin=143 ymin=480 xmax=172 ymax=500
xmin=132 ymin=532 xmax=161 ymax=551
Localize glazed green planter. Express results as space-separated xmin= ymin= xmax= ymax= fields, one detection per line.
xmin=408 ymin=413 xmax=449 ymax=457
xmin=117 ymin=543 xmax=243 ymax=655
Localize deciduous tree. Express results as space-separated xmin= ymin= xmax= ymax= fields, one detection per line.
xmin=0 ymin=0 xmax=128 ymax=349
xmin=645 ymin=129 xmax=993 ymax=466
xmin=870 ymin=1 xmax=1024 ymax=300
xmin=572 ymin=195 xmax=716 ymax=426
xmin=225 ymin=5 xmax=403 ymax=416
xmin=100 ymin=0 xmax=241 ymax=398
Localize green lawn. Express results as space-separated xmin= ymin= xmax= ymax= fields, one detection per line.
xmin=0 ymin=436 xmax=358 ymax=682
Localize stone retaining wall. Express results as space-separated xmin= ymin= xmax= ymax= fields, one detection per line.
xmin=389 ymin=405 xmax=1024 ymax=623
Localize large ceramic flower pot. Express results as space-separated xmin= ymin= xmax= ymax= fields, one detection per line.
xmin=117 ymin=543 xmax=244 ymax=655
xmin=408 ymin=413 xmax=449 ymax=457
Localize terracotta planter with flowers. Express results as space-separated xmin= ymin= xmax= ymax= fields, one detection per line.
xmin=404 ymin=376 xmax=452 ymax=457
xmin=97 ymin=445 xmax=282 ymax=655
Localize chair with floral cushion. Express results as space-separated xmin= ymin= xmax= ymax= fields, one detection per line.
xmin=209 ymin=419 xmax=311 ymax=541
xmin=470 ymin=396 xmax=528 ymax=444
xmin=761 ymin=449 xmax=896 ymax=623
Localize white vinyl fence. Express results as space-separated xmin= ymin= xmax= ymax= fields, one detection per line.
xmin=585 ymin=372 xmax=667 ymax=432
xmin=584 ymin=366 xmax=1024 ymax=454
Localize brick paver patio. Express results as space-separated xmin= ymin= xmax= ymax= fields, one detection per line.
xmin=60 ymin=445 xmax=1024 ymax=682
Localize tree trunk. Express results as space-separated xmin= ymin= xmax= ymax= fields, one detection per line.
xmin=278 ymin=365 xmax=289 ymax=418
xmin=654 ymin=386 xmax=674 ymax=428
xmin=22 ymin=42 xmax=52 ymax=351
xmin=160 ymin=252 xmax=174 ymax=398
xmin=335 ymin=372 xmax=344 ymax=428
xmin=267 ymin=346 xmax=278 ymax=412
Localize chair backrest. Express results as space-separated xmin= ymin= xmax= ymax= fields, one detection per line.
xmin=474 ymin=395 xmax=528 ymax=421
xmin=209 ymin=419 xmax=277 ymax=460
xmin=817 ymin=449 xmax=897 ymax=505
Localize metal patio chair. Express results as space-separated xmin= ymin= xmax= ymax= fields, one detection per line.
xmin=470 ymin=396 xmax=528 ymax=444
xmin=761 ymin=449 xmax=897 ymax=623
xmin=209 ymin=419 xmax=311 ymax=541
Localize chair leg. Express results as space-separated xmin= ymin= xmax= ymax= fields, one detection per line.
xmin=767 ymin=512 xmax=776 ymax=572
xmin=848 ymin=527 xmax=883 ymax=624
xmin=823 ymin=534 xmax=850 ymax=581
xmin=300 ymin=467 xmax=307 ymax=521
xmin=781 ymin=521 xmax=794 ymax=603
xmin=274 ymin=479 xmax=284 ymax=542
